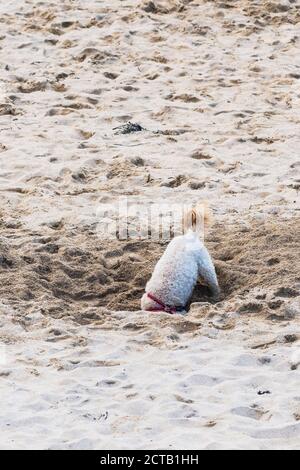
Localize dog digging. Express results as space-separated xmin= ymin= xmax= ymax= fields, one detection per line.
xmin=0 ymin=217 xmax=299 ymax=321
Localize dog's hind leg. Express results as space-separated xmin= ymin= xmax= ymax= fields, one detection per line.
xmin=197 ymin=246 xmax=220 ymax=297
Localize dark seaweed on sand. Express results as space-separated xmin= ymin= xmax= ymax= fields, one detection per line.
xmin=113 ymin=122 xmax=145 ymax=135
xmin=113 ymin=121 xmax=188 ymax=136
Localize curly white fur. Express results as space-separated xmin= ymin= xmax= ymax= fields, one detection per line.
xmin=141 ymin=229 xmax=220 ymax=313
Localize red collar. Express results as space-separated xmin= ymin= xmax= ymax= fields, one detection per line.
xmin=146 ymin=292 xmax=177 ymax=315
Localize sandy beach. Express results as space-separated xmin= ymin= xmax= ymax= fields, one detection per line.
xmin=0 ymin=0 xmax=300 ymax=450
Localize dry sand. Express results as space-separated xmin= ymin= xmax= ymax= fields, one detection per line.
xmin=0 ymin=0 xmax=300 ymax=450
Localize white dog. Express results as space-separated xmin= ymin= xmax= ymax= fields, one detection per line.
xmin=141 ymin=206 xmax=220 ymax=314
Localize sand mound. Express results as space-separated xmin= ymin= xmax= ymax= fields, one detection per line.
xmin=1 ymin=217 xmax=299 ymax=323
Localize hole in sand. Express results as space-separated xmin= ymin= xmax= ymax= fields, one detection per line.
xmin=0 ymin=218 xmax=299 ymax=319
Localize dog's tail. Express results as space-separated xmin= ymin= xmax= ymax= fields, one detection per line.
xmin=183 ymin=202 xmax=212 ymax=234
